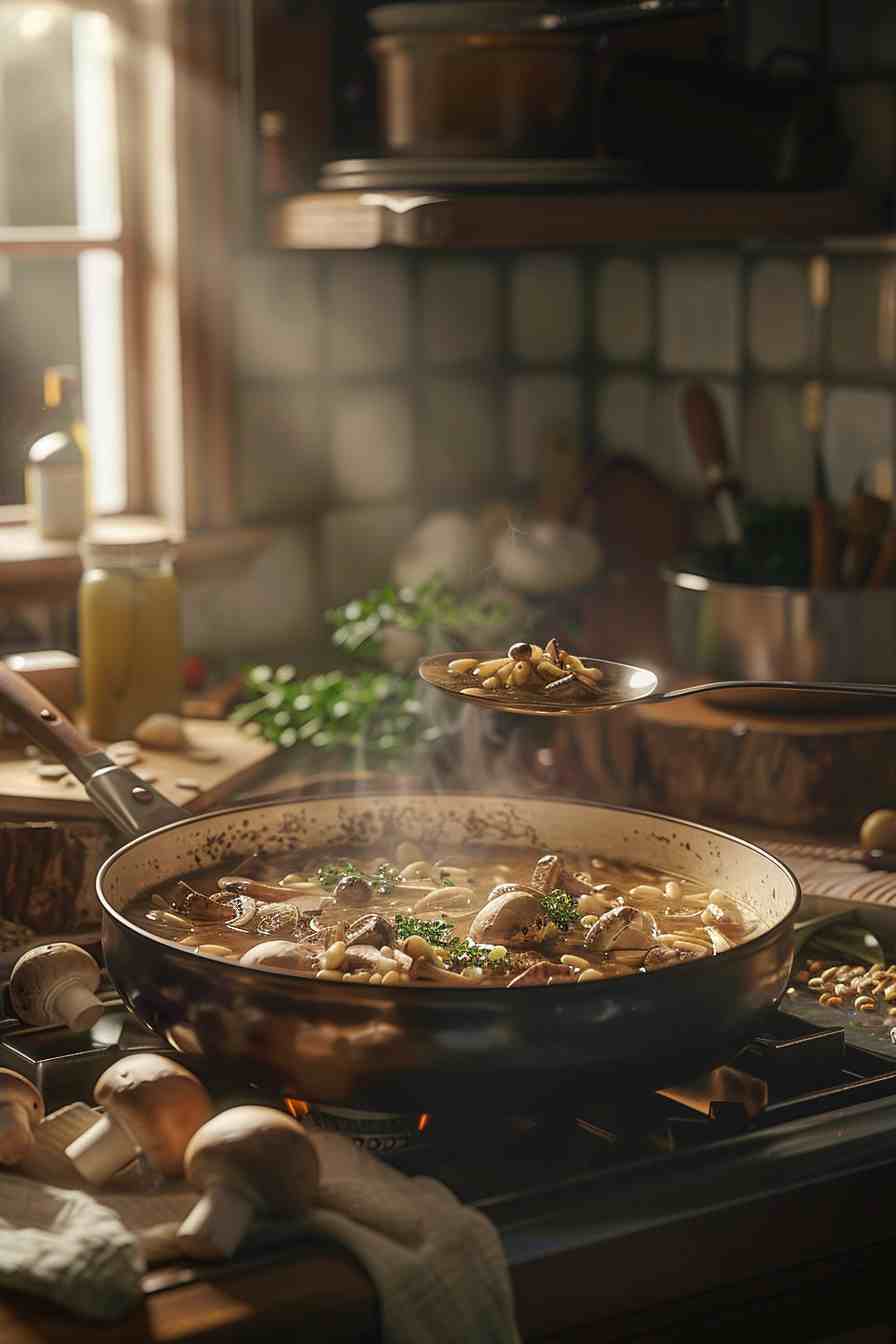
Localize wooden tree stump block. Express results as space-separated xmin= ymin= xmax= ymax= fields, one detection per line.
xmin=554 ymin=697 xmax=896 ymax=834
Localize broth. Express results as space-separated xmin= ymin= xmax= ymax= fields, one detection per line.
xmin=126 ymin=841 xmax=762 ymax=988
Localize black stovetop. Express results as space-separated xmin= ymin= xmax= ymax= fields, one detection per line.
xmin=5 ymin=978 xmax=896 ymax=1340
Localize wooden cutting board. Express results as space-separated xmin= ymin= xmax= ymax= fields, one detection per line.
xmin=0 ymin=718 xmax=277 ymax=820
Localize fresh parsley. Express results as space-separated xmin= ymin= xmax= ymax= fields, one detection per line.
xmin=541 ymin=888 xmax=580 ymax=932
xmin=318 ymin=860 xmax=398 ymax=899
xmin=394 ymin=913 xmax=497 ymax=972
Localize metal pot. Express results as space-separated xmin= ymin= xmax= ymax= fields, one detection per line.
xmin=664 ymin=569 xmax=896 ymax=710
xmin=367 ymin=1 xmax=725 ymax=159
xmin=371 ymin=30 xmax=592 ymax=157
xmin=0 ymin=664 xmax=799 ymax=1113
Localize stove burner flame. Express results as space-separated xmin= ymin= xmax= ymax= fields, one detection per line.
xmin=283 ymin=1100 xmax=429 ymax=1151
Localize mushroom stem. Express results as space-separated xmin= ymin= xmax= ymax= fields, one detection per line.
xmin=0 ymin=1101 xmax=34 ymax=1165
xmin=66 ymin=1111 xmax=138 ymax=1183
xmin=51 ymin=979 xmax=104 ymax=1032
xmin=177 ymin=1183 xmax=256 ymax=1260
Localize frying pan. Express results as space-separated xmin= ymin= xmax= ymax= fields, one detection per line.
xmin=0 ymin=665 xmax=800 ymax=1113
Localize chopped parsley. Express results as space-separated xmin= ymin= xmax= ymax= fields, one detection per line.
xmin=541 ymin=888 xmax=580 ymax=932
xmin=394 ymin=914 xmax=455 ymax=946
xmin=394 ymin=913 xmax=499 ymax=972
xmin=318 ymin=859 xmax=398 ymax=898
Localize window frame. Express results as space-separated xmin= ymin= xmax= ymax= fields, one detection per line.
xmin=0 ymin=0 xmax=241 ymax=548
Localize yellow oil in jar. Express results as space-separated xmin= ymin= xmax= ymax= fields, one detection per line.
xmin=79 ymin=536 xmax=182 ymax=742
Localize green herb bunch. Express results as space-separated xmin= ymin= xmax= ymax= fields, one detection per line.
xmin=328 ymin=577 xmax=511 ymax=660
xmin=231 ymin=665 xmax=433 ymax=759
xmin=232 ymin=576 xmax=515 ymax=761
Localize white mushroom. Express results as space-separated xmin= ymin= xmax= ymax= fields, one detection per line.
xmin=408 ymin=957 xmax=475 ymax=987
xmin=468 ymin=891 xmax=551 ymax=948
xmin=177 ymin=1106 xmax=320 ymax=1260
xmin=584 ymin=906 xmax=658 ymax=952
xmin=238 ymin=942 xmax=316 ymax=974
xmin=134 ymin=712 xmax=188 ymax=750
xmin=9 ymin=944 xmax=104 ymax=1031
xmin=65 ymin=1053 xmax=213 ymax=1184
xmin=0 ymin=1070 xmax=44 ymax=1166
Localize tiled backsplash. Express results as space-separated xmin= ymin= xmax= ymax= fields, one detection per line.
xmin=235 ymin=243 xmax=896 ymax=619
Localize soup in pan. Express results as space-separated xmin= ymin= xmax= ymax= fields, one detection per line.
xmin=128 ymin=841 xmax=762 ymax=988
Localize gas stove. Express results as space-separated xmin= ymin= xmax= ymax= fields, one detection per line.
xmin=3 ymin=961 xmax=896 ymax=1343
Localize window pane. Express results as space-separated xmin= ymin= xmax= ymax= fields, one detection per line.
xmin=0 ymin=255 xmax=80 ymax=504
xmin=0 ymin=6 xmax=119 ymax=230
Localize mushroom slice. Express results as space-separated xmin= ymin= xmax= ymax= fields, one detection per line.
xmin=468 ymin=891 xmax=551 ymax=948
xmin=224 ymin=896 xmax=258 ymax=930
xmin=507 ymin=961 xmax=577 ymax=988
xmin=167 ymin=882 xmax=233 ymax=923
xmin=701 ymin=902 xmax=745 ymax=933
xmin=239 ymin=942 xmax=316 ymax=974
xmin=530 ymin=854 xmax=564 ymax=895
xmin=643 ymin=945 xmax=705 ymax=969
xmin=584 ymin=905 xmax=658 ymax=952
xmin=345 ymin=913 xmax=394 ymax=950
xmin=705 ymin=926 xmax=734 ymax=955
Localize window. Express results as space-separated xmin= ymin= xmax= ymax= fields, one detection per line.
xmin=0 ymin=3 xmax=130 ymax=513
xmin=0 ymin=1 xmax=242 ymax=555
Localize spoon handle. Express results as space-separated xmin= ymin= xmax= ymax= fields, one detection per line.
xmin=648 ymin=680 xmax=896 ymax=703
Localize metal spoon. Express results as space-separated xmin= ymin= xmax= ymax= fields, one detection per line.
xmin=418 ymin=651 xmax=896 ymax=718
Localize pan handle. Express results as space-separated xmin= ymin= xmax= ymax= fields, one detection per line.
xmin=0 ymin=661 xmax=186 ymax=837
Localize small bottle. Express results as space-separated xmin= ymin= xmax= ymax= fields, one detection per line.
xmin=79 ymin=524 xmax=182 ymax=741
xmin=25 ymin=366 xmax=89 ymax=541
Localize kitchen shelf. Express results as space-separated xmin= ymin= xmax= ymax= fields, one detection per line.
xmin=269 ymin=187 xmax=883 ymax=250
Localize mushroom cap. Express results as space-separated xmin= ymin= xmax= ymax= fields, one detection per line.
xmin=94 ymin=1054 xmax=213 ymax=1176
xmin=9 ymin=943 xmax=101 ymax=1024
xmin=239 ymin=941 xmax=316 ymax=974
xmin=332 ymin=876 xmax=372 ymax=907
xmin=0 ymin=1069 xmax=44 ymax=1117
xmin=184 ymin=1106 xmax=319 ymax=1215
xmin=468 ymin=891 xmax=550 ymax=947
xmin=0 ymin=1069 xmax=44 ymax=1166
xmin=345 ymin=913 xmax=394 ymax=950
xmin=584 ymin=906 xmax=658 ymax=952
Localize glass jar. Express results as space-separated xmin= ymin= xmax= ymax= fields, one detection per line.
xmin=79 ymin=526 xmax=182 ymax=741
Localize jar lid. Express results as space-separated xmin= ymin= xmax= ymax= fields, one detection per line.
xmin=80 ymin=520 xmax=173 ymax=566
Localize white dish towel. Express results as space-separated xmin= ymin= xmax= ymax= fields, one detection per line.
xmin=0 ymin=1127 xmax=521 ymax=1344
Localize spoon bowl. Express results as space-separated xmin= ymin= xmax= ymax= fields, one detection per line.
xmin=419 ymin=651 xmax=658 ymax=716
xmin=419 ymin=652 xmax=896 ymax=716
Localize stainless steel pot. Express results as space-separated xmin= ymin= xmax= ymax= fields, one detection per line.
xmin=0 ymin=663 xmax=800 ymax=1113
xmin=664 ymin=569 xmax=896 ymax=709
